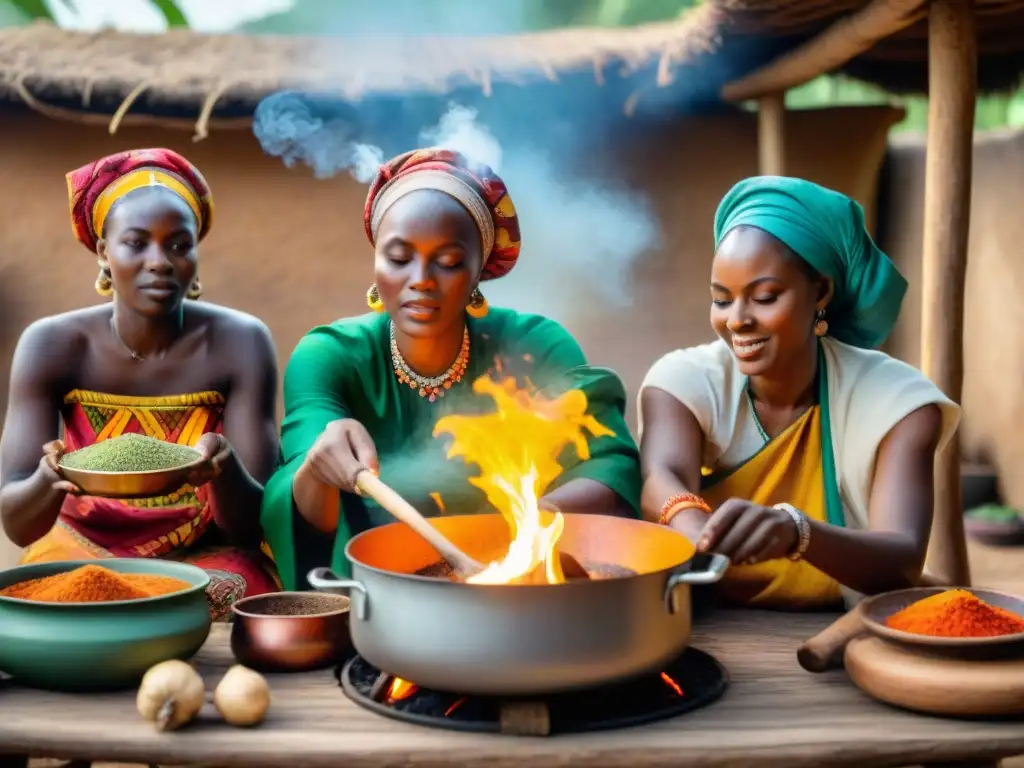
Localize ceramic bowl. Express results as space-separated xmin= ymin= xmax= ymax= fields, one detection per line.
xmin=0 ymin=559 xmax=211 ymax=691
xmin=59 ymin=448 xmax=203 ymax=499
xmin=860 ymin=586 xmax=1024 ymax=656
xmin=230 ymin=591 xmax=352 ymax=673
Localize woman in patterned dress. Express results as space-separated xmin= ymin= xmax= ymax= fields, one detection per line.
xmin=0 ymin=148 xmax=281 ymax=618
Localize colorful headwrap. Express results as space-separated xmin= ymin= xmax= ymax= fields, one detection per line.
xmin=66 ymin=148 xmax=214 ymax=253
xmin=363 ymin=148 xmax=521 ymax=281
xmin=714 ymin=176 xmax=908 ymax=349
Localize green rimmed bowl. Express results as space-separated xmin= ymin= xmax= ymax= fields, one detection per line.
xmin=0 ymin=559 xmax=211 ymax=691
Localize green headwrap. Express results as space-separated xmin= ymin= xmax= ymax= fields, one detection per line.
xmin=713 ymin=176 xmax=907 ymax=349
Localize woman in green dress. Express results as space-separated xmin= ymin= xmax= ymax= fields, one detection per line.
xmin=261 ymin=148 xmax=642 ymax=590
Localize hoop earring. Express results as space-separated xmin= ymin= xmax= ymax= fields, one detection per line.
xmin=466 ymin=287 xmax=488 ymax=319
xmin=367 ymin=284 xmax=385 ymax=313
xmin=187 ymin=277 xmax=203 ymax=300
xmin=814 ymin=308 xmax=829 ymax=337
xmin=95 ymin=261 xmax=113 ymax=297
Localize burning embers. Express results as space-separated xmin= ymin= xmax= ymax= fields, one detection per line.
xmin=339 ymin=649 xmax=728 ymax=736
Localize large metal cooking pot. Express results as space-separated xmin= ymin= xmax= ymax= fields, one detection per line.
xmin=308 ymin=512 xmax=728 ymax=696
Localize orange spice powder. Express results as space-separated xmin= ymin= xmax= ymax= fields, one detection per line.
xmin=885 ymin=589 xmax=1024 ymax=638
xmin=0 ymin=564 xmax=190 ymax=603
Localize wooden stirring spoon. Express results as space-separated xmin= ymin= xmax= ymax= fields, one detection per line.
xmin=354 ymin=470 xmax=590 ymax=581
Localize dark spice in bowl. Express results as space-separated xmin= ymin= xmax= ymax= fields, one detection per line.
xmin=238 ymin=593 xmax=348 ymax=616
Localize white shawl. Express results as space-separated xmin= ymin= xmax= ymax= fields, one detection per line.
xmin=638 ymin=337 xmax=961 ymax=532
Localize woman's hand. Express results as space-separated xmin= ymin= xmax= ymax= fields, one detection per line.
xmin=186 ymin=433 xmax=233 ymax=488
xmin=40 ymin=439 xmax=81 ymax=495
xmin=697 ymin=498 xmax=799 ymax=565
xmin=303 ymin=419 xmax=379 ymax=494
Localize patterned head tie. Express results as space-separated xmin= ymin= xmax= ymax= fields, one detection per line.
xmin=363 ymin=147 xmax=521 ymax=281
xmin=66 ymin=148 xmax=214 ymax=253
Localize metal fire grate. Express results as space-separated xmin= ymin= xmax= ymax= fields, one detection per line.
xmin=336 ymin=647 xmax=728 ymax=736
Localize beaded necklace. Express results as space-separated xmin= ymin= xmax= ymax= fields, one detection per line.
xmin=389 ymin=322 xmax=470 ymax=402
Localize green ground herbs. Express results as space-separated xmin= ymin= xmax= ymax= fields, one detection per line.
xmin=59 ymin=433 xmax=201 ymax=473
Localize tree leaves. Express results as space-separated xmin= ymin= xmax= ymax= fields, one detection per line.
xmin=149 ymin=0 xmax=187 ymax=27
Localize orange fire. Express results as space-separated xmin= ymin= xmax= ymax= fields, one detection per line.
xmin=387 ymin=677 xmax=419 ymax=702
xmin=433 ymin=375 xmax=612 ymax=586
xmin=660 ymin=672 xmax=684 ymax=697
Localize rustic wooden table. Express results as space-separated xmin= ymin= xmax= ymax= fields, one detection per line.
xmin=1 ymin=611 xmax=1022 ymax=768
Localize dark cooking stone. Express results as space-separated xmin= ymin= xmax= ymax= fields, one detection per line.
xmin=336 ymin=647 xmax=728 ymax=735
xmin=241 ymin=594 xmax=348 ymax=616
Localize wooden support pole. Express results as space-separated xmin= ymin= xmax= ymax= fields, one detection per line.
xmin=758 ymin=93 xmax=786 ymax=175
xmin=920 ymin=0 xmax=976 ymax=587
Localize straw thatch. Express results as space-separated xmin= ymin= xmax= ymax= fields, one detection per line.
xmin=723 ymin=0 xmax=1024 ymax=94
xmin=1 ymin=0 xmax=1023 ymax=138
xmin=0 ymin=6 xmax=725 ymax=138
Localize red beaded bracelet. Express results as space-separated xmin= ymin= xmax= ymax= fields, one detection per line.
xmin=658 ymin=492 xmax=712 ymax=526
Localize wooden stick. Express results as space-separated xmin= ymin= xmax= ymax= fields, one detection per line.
xmin=355 ymin=471 xmax=483 ymax=578
xmin=758 ymin=92 xmax=786 ymax=176
xmin=919 ymin=0 xmax=976 ymax=588
xmin=796 ymin=605 xmax=865 ymax=673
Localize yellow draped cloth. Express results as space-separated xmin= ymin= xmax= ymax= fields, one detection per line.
xmin=701 ymin=405 xmax=843 ymax=609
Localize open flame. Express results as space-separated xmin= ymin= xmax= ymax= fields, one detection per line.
xmin=385 ymin=374 xmax=611 ymax=704
xmin=433 ymin=375 xmax=613 ymax=585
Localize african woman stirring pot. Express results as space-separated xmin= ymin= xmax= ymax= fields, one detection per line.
xmin=260 ymin=147 xmax=643 ymax=590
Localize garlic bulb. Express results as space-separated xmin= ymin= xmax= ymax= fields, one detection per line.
xmin=214 ymin=665 xmax=271 ymax=727
xmin=136 ymin=660 xmax=206 ymax=732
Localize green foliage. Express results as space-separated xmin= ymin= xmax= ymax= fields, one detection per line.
xmin=0 ymin=0 xmax=187 ymax=28
xmin=787 ymin=74 xmax=1024 ymax=133
xmin=149 ymin=0 xmax=188 ymax=27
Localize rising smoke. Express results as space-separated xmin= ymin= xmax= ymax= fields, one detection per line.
xmin=251 ymin=3 xmax=664 ymax=317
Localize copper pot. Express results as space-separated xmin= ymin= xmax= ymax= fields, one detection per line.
xmin=309 ymin=513 xmax=728 ymax=695
xmin=229 ymin=592 xmax=351 ymax=673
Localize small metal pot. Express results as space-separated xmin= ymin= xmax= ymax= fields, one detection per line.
xmin=230 ymin=591 xmax=352 ymax=673
xmin=309 ymin=512 xmax=727 ymax=696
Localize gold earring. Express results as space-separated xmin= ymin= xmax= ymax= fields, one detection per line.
xmin=187 ymin=277 xmax=203 ymax=300
xmin=466 ymin=287 xmax=488 ymax=319
xmin=95 ymin=260 xmax=113 ymax=297
xmin=367 ymin=284 xmax=384 ymax=313
xmin=814 ymin=308 xmax=828 ymax=337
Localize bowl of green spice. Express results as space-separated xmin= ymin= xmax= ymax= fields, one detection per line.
xmin=59 ymin=433 xmax=204 ymax=499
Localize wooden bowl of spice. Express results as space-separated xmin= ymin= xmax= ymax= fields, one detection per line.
xmin=0 ymin=559 xmax=211 ymax=691
xmin=860 ymin=586 xmax=1024 ymax=657
xmin=230 ymin=592 xmax=352 ymax=673
xmin=58 ymin=433 xmax=203 ymax=499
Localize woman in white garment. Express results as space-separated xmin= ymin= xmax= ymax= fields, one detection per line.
xmin=639 ymin=176 xmax=960 ymax=609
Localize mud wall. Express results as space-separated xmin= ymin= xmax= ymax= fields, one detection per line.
xmin=884 ymin=127 xmax=1024 ymax=509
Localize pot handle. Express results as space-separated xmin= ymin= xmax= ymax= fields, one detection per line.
xmin=308 ymin=567 xmax=369 ymax=620
xmin=663 ymin=553 xmax=730 ymax=614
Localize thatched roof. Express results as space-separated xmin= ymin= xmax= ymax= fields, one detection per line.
xmin=1 ymin=1 xmax=1023 ymax=137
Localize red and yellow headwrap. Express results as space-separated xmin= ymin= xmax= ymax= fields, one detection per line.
xmin=363 ymin=148 xmax=521 ymax=281
xmin=66 ymin=148 xmax=214 ymax=253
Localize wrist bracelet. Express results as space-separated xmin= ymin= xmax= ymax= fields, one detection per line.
xmin=774 ymin=503 xmax=811 ymax=561
xmin=659 ymin=493 xmax=712 ymax=526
